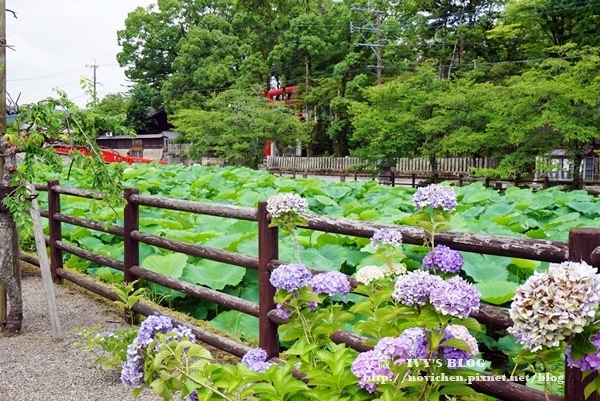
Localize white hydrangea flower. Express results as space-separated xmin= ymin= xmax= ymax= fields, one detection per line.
xmin=508 ymin=261 xmax=600 ymax=352
xmin=356 ymin=265 xmax=385 ymax=285
xmin=266 ymin=193 xmax=308 ymax=218
xmin=381 ymin=263 xmax=407 ymax=277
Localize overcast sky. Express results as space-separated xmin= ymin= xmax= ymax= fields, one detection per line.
xmin=6 ymin=0 xmax=156 ymax=109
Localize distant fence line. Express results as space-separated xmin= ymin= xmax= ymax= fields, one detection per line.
xmin=266 ymin=156 xmax=498 ymax=175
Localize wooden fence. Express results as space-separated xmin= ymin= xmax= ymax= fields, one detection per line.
xmin=23 ymin=180 xmax=600 ymax=401
xmin=266 ymin=156 xmax=499 ymax=176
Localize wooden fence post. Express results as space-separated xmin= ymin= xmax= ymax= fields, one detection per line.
xmin=566 ymin=228 xmax=600 ymax=401
xmin=123 ymin=188 xmax=139 ymax=284
xmin=257 ymin=201 xmax=279 ymax=358
xmin=47 ymin=180 xmax=62 ymax=283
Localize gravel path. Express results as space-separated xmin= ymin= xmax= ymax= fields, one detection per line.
xmin=0 ymin=268 xmax=163 ymax=401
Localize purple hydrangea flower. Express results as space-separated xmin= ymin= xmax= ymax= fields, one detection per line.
xmin=307 ymin=301 xmax=318 ymax=311
xmin=311 ymin=271 xmax=351 ymax=297
xmin=275 ymin=303 xmax=292 ymax=319
xmin=136 ymin=315 xmax=174 ymax=346
xmin=438 ymin=325 xmax=479 ymax=369
xmin=242 ymin=348 xmax=272 ymax=372
xmin=392 ymin=270 xmax=444 ymax=306
xmin=375 ymin=337 xmax=409 ymax=360
xmin=374 ymin=328 xmax=429 ymax=362
xmin=422 ymin=245 xmax=463 ymax=274
xmin=566 ymin=332 xmax=600 ymax=372
xmin=121 ymin=343 xmax=145 ymax=387
xmin=413 ymin=184 xmax=457 ymax=211
xmin=351 ymin=350 xmax=393 ymax=393
xmin=120 ymin=315 xmax=197 ymax=388
xmin=266 ymin=193 xmax=308 ymax=218
xmin=270 ymin=263 xmax=312 ymax=292
xmin=370 ymin=228 xmax=403 ymax=248
xmin=430 ymin=276 xmax=480 ymax=319
xmin=397 ymin=327 xmax=429 ymax=359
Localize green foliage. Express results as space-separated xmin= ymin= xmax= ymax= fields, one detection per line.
xmin=171 ymin=88 xmax=307 ymax=168
xmin=97 ymin=93 xmax=130 ymax=118
xmin=126 ymin=83 xmax=159 ymax=133
xmin=75 ymin=325 xmax=139 ymax=370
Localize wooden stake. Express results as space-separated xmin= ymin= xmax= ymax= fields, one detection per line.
xmin=27 ymin=184 xmax=62 ymax=339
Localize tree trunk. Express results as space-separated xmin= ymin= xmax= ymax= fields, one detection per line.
xmin=0 ymin=207 xmax=21 ymax=334
xmin=429 ymin=154 xmax=439 ymax=182
xmin=0 ymin=135 xmax=22 ymax=335
xmin=571 ymin=152 xmax=584 ymax=189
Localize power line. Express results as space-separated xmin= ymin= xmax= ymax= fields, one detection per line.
xmin=7 ymin=67 xmax=82 ymax=82
xmin=352 ymin=5 xmax=384 ymax=85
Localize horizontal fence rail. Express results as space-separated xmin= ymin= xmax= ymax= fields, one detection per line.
xmin=23 ymin=180 xmax=600 ymax=401
xmin=266 ymin=156 xmax=499 ymax=175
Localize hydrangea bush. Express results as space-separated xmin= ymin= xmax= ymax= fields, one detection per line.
xmin=79 ymin=185 xmax=600 ymax=399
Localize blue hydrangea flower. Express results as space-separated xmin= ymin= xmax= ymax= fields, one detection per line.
xmin=375 ymin=328 xmax=429 ymax=362
xmin=136 ymin=315 xmax=173 ymax=346
xmin=566 ymin=332 xmax=600 ymax=372
xmin=186 ymin=392 xmax=199 ymax=401
xmin=375 ymin=336 xmax=408 ymax=360
xmin=392 ymin=270 xmax=444 ymax=306
xmin=121 ymin=343 xmax=144 ymax=387
xmin=438 ymin=324 xmax=479 ymax=369
xmin=311 ymin=271 xmax=351 ymax=297
xmin=270 ymin=263 xmax=312 ymax=292
xmin=413 ymin=184 xmax=457 ymax=211
xmin=430 ymin=276 xmax=480 ymax=319
xmin=397 ymin=327 xmax=429 ymax=359
xmin=242 ymin=348 xmax=272 ymax=372
xmin=120 ymin=315 xmax=197 ymax=388
xmin=370 ymin=228 xmax=403 ymax=248
xmin=422 ymin=245 xmax=463 ymax=274
xmin=351 ymin=350 xmax=393 ymax=393
xmin=275 ymin=303 xmax=292 ymax=319
xmin=266 ymin=193 xmax=308 ymax=218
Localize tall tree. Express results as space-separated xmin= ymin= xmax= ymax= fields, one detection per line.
xmin=349 ymin=65 xmax=450 ymax=177
xmin=126 ymin=83 xmax=158 ymax=134
xmin=117 ymin=0 xmax=233 ymax=90
xmin=486 ymin=50 xmax=600 ymax=182
xmin=97 ymin=93 xmax=130 ymax=118
xmin=171 ymin=88 xmax=308 ymax=168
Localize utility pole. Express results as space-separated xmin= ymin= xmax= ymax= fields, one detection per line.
xmin=85 ymin=60 xmax=99 ymax=102
xmin=351 ymin=5 xmax=384 ymax=85
xmin=0 ymin=0 xmax=6 ymax=138
xmin=0 ymin=0 xmax=6 ymax=324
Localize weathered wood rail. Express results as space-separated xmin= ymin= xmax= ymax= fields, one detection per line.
xmin=23 ymin=180 xmax=600 ymax=401
xmin=266 ymin=156 xmax=498 ymax=176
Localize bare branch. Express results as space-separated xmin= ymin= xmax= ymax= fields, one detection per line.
xmin=6 ymin=9 xmax=17 ymax=19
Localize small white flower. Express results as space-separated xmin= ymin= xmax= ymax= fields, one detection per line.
xmin=381 ymin=263 xmax=406 ymax=277
xmin=356 ymin=265 xmax=385 ymax=285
